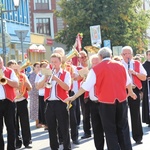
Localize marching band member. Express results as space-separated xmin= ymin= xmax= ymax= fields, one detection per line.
xmin=35 ymin=61 xmax=48 ymax=130
xmin=75 ymin=50 xmax=92 ymax=139
xmin=53 ymin=47 xmax=80 ymax=145
xmin=0 ymin=57 xmax=19 ymax=150
xmin=88 ymin=54 xmax=104 ymax=150
xmin=121 ymin=46 xmax=147 ymax=144
xmin=7 ymin=60 xmax=32 ymax=149
xmin=65 ymin=47 xmax=137 ymax=150
xmin=142 ymin=50 xmax=150 ymax=126
xmin=37 ymin=53 xmax=71 ymax=150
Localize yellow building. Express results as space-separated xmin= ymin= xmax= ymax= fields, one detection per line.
xmin=28 ymin=33 xmax=53 ymax=63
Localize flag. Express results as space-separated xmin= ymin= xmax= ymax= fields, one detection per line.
xmin=72 ymin=33 xmax=83 ymax=66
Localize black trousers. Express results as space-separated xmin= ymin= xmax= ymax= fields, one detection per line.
xmin=45 ymin=100 xmax=71 ymax=150
xmin=75 ymin=98 xmax=81 ymax=126
xmin=79 ymin=94 xmax=91 ymax=135
xmin=15 ymin=99 xmax=32 ymax=147
xmin=38 ymin=96 xmax=46 ymax=125
xmin=99 ymin=100 xmax=132 ymax=150
xmin=69 ymin=91 xmax=78 ymax=141
xmin=90 ymin=100 xmax=104 ymax=150
xmin=128 ymin=88 xmax=143 ymax=142
xmin=0 ymin=99 xmax=15 ymax=150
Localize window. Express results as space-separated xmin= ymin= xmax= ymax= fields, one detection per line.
xmin=35 ymin=0 xmax=49 ymax=10
xmin=36 ymin=18 xmax=51 ymax=35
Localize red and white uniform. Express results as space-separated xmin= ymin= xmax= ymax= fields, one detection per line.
xmin=0 ymin=67 xmax=18 ymax=101
xmin=121 ymin=59 xmax=147 ymax=89
xmin=38 ymin=68 xmax=71 ymax=101
xmin=82 ymin=58 xmax=131 ymax=104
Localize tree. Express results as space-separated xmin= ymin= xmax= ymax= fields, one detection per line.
xmin=55 ymin=0 xmax=150 ymax=54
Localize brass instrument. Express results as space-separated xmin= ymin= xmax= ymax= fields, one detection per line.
xmin=15 ymin=60 xmax=32 ymax=99
xmin=0 ymin=69 xmax=7 ymax=85
xmin=20 ymin=59 xmax=32 ymax=71
xmin=66 ymin=46 xmax=79 ymax=62
xmin=61 ymin=47 xmax=79 ymax=69
xmin=84 ymin=46 xmax=100 ymax=53
xmin=15 ymin=73 xmax=26 ymax=99
xmin=45 ymin=67 xmax=56 ymax=89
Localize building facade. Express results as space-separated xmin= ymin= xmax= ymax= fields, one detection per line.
xmin=29 ymin=0 xmax=66 ymax=60
xmin=0 ymin=0 xmax=30 ymax=61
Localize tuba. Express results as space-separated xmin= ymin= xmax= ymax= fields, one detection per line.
xmin=84 ymin=46 xmax=100 ymax=54
xmin=61 ymin=46 xmax=79 ymax=69
xmin=0 ymin=69 xmax=7 ymax=85
xmin=65 ymin=46 xmax=79 ymax=62
xmin=20 ymin=59 xmax=32 ymax=71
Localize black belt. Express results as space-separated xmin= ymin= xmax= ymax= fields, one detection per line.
xmin=0 ymin=99 xmax=5 ymax=102
xmin=46 ymin=100 xmax=60 ymax=102
xmin=92 ymin=100 xmax=99 ymax=103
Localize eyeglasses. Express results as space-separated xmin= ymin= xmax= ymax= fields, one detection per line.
xmin=79 ymin=56 xmax=87 ymax=59
xmin=122 ymin=53 xmax=132 ymax=56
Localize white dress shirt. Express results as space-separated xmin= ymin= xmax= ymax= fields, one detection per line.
xmin=121 ymin=59 xmax=147 ymax=85
xmin=89 ymin=87 xmax=98 ymax=101
xmin=35 ymin=72 xmax=45 ymax=96
xmin=0 ymin=67 xmax=19 ymax=100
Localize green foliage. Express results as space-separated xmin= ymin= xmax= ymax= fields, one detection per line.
xmin=55 ymin=0 xmax=150 ymax=54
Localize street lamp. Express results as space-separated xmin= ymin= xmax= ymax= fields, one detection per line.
xmin=0 ymin=0 xmax=20 ymax=65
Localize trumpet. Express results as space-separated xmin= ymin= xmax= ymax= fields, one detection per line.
xmin=45 ymin=67 xmax=56 ymax=88
xmin=0 ymin=69 xmax=7 ymax=85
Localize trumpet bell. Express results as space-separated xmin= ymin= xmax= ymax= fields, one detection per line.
xmin=0 ymin=69 xmax=7 ymax=85
xmin=0 ymin=78 xmax=7 ymax=85
xmin=84 ymin=46 xmax=100 ymax=53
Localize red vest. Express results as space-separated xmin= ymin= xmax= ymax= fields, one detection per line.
xmin=76 ymin=66 xmax=83 ymax=89
xmin=132 ymin=60 xmax=142 ymax=89
xmin=3 ymin=68 xmax=16 ymax=102
xmin=17 ymin=73 xmax=28 ymax=99
xmin=93 ymin=60 xmax=127 ymax=104
xmin=44 ymin=70 xmax=69 ymax=101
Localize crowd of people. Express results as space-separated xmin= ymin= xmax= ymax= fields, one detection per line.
xmin=0 ymin=46 xmax=150 ymax=150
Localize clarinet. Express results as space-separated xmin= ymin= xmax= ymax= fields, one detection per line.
xmin=128 ymin=58 xmax=130 ymax=70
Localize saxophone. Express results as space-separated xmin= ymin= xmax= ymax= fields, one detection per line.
xmin=15 ymin=72 xmax=26 ymax=99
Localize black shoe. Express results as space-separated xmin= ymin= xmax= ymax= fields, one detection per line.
xmin=81 ymin=134 xmax=91 ymax=139
xmin=136 ymin=140 xmax=143 ymax=144
xmin=16 ymin=145 xmax=22 ymax=149
xmin=25 ymin=145 xmax=32 ymax=149
xmin=59 ymin=141 xmax=63 ymax=145
xmin=73 ymin=140 xmax=80 ymax=145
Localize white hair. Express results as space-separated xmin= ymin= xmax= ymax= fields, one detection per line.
xmin=122 ymin=46 xmax=133 ymax=54
xmin=53 ymin=47 xmax=65 ymax=56
xmin=89 ymin=54 xmax=99 ymax=64
xmin=98 ymin=47 xmax=112 ymax=58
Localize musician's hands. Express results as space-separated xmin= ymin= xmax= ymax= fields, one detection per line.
xmin=128 ymin=91 xmax=137 ymax=100
xmin=128 ymin=69 xmax=136 ymax=75
xmin=64 ymin=96 xmax=75 ymax=103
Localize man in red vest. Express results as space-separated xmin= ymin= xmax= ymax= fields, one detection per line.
xmin=65 ymin=47 xmax=136 ymax=150
xmin=121 ymin=46 xmax=147 ymax=144
xmin=7 ymin=60 xmax=32 ymax=149
xmin=37 ymin=53 xmax=71 ymax=150
xmin=0 ymin=57 xmax=19 ymax=150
